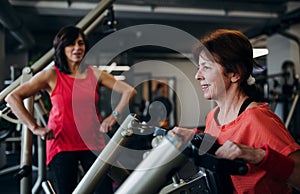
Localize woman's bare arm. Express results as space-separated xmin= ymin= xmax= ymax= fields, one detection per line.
xmin=5 ymin=69 xmax=55 ymax=139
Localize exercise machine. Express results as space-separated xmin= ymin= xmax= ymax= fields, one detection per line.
xmin=73 ymin=114 xmax=248 ymax=194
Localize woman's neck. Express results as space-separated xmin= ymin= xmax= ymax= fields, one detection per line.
xmin=215 ymin=91 xmax=248 ymax=125
xmin=68 ymin=62 xmax=85 ymax=78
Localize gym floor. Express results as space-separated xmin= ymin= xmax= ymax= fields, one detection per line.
xmin=0 ymin=153 xmax=22 ymax=194
xmin=0 ymin=151 xmax=48 ymax=194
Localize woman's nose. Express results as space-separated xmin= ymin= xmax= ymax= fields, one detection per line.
xmin=74 ymin=43 xmax=80 ymax=48
xmin=195 ymin=69 xmax=203 ymax=80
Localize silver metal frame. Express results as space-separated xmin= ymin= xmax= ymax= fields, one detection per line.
xmin=115 ymin=131 xmax=188 ymax=194
xmin=73 ymin=114 xmax=136 ymax=194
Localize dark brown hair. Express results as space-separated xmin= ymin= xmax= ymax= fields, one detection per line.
xmin=53 ymin=25 xmax=89 ymax=74
xmin=193 ymin=29 xmax=261 ymax=99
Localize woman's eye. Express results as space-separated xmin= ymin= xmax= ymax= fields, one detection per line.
xmin=203 ymin=65 xmax=210 ymax=70
xmin=78 ymin=41 xmax=85 ymax=46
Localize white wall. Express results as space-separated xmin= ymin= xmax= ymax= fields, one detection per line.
xmin=131 ymin=59 xmax=213 ymax=128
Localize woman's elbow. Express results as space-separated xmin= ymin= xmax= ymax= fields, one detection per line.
xmin=5 ymin=92 xmax=22 ymax=107
xmin=5 ymin=92 xmax=14 ymax=105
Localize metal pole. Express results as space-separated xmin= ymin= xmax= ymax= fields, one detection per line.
xmin=285 ymin=93 xmax=299 ymax=128
xmin=32 ymin=97 xmax=49 ymax=194
xmin=115 ymin=132 xmax=188 ymax=194
xmin=84 ymin=9 xmax=109 ymax=35
xmin=32 ymin=137 xmax=47 ymax=194
xmin=72 ymin=114 xmax=136 ymax=194
xmin=76 ymin=0 xmax=114 ymax=30
xmin=20 ymin=67 xmax=34 ymax=194
xmin=42 ymin=180 xmax=56 ymax=194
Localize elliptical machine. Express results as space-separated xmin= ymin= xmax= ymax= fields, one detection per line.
xmin=73 ymin=114 xmax=248 ymax=194
xmin=115 ymin=117 xmax=248 ymax=194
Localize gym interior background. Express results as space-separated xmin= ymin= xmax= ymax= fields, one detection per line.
xmin=0 ymin=0 xmax=300 ymax=193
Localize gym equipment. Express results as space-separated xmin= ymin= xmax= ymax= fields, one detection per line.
xmin=73 ymin=114 xmax=248 ymax=194
xmin=73 ymin=114 xmax=153 ymax=194
xmin=1 ymin=105 xmax=248 ymax=194
xmin=115 ymin=126 xmax=248 ymax=194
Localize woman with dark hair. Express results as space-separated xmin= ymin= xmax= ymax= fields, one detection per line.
xmin=172 ymin=29 xmax=300 ymax=193
xmin=5 ymin=25 xmax=137 ymax=194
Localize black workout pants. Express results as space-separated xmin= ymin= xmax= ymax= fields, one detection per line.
xmin=49 ymin=150 xmax=113 ymax=194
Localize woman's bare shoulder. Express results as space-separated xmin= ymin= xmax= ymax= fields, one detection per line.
xmin=249 ymin=101 xmax=259 ymax=108
xmin=34 ymin=68 xmax=55 ymax=80
xmin=89 ymin=65 xmax=111 ymax=81
xmin=32 ymin=67 xmax=57 ymax=91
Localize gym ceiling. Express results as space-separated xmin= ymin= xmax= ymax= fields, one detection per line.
xmin=1 ymin=0 xmax=300 ymax=58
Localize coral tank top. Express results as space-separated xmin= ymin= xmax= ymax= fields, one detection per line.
xmin=46 ymin=66 xmax=105 ymax=165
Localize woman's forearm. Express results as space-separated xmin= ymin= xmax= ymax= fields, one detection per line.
xmin=113 ymin=82 xmax=137 ymax=114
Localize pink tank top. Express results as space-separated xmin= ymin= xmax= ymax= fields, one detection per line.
xmin=46 ymin=66 xmax=105 ymax=165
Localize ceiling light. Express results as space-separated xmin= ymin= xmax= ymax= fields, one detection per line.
xmin=10 ymin=0 xmax=96 ymax=9
xmin=97 ymin=62 xmax=131 ymax=73
xmin=114 ymin=75 xmax=126 ymax=80
xmin=154 ymin=7 xmax=225 ymax=16
xmin=228 ymin=11 xmax=277 ymax=18
xmin=113 ymin=4 xmax=152 ymax=12
xmin=98 ymin=66 xmax=131 ymax=71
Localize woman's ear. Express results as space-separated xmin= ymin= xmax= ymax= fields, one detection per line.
xmin=230 ymin=73 xmax=240 ymax=83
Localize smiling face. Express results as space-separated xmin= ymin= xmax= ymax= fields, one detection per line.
xmin=195 ymin=51 xmax=231 ymax=100
xmin=64 ymin=34 xmax=86 ymax=65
